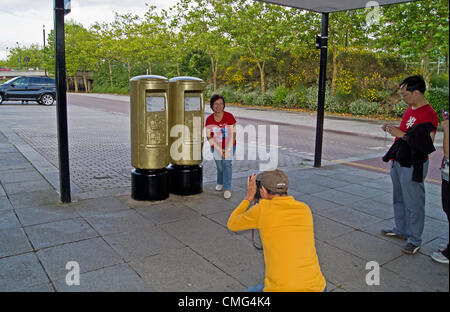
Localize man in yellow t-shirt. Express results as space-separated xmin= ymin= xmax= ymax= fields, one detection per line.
xmin=227 ymin=169 xmax=326 ymax=292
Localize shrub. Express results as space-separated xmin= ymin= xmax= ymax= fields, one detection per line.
xmin=216 ymin=85 xmax=237 ymax=103
xmin=426 ymin=87 xmax=449 ymax=121
xmin=285 ymin=92 xmax=301 ymax=108
xmin=326 ymin=95 xmax=349 ymax=113
xmin=392 ymin=100 xmax=408 ymax=117
xmin=273 ymin=85 xmax=289 ymax=107
xmin=430 ymin=73 xmax=449 ymax=89
xmin=242 ymin=91 xmax=259 ymax=106
xmin=349 ymin=99 xmax=380 ymax=116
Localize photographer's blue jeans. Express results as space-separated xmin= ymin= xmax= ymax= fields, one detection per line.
xmin=390 ymin=160 xmax=429 ymax=247
xmin=212 ymin=146 xmax=235 ymax=191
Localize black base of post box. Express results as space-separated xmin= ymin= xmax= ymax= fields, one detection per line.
xmin=168 ymin=164 xmax=203 ymax=195
xmin=131 ymin=168 xmax=169 ymax=201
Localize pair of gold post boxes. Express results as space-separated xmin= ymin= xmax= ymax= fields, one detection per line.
xmin=130 ymin=75 xmax=206 ymax=201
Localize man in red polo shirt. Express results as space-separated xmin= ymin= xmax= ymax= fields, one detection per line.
xmin=381 ymin=75 xmax=439 ymax=255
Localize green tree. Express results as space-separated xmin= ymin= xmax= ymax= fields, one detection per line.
xmin=176 ymin=0 xmax=232 ymax=91
xmin=377 ymin=0 xmax=449 ymax=88
xmin=65 ymin=21 xmax=97 ymax=92
xmin=220 ymin=0 xmax=290 ymax=94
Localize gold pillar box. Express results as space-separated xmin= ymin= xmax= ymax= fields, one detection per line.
xmin=130 ymin=75 xmax=169 ymax=170
xmin=168 ymin=77 xmax=206 ymax=166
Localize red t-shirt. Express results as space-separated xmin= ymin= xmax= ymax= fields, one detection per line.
xmin=205 ymin=111 xmax=237 ymax=149
xmin=399 ymin=103 xmax=439 ymax=134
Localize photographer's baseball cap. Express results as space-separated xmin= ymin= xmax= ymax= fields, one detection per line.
xmin=257 ymin=169 xmax=289 ymax=193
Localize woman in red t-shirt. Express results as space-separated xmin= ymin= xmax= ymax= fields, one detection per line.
xmin=205 ymin=94 xmax=236 ymax=199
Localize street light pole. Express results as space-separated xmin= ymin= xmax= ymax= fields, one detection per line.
xmin=314 ymin=13 xmax=329 ymax=168
xmin=43 ymin=25 xmax=47 ymax=76
xmin=16 ymin=42 xmax=21 ymax=70
xmin=54 ymin=0 xmax=71 ymax=203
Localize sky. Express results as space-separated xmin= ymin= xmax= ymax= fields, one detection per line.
xmin=0 ymin=0 xmax=178 ymax=61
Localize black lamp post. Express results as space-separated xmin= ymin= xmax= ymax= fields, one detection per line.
xmin=43 ymin=25 xmax=47 ymax=76
xmin=16 ymin=42 xmax=21 ymax=70
xmin=54 ymin=0 xmax=71 ymax=203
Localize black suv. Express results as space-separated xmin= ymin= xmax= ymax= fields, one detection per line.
xmin=0 ymin=76 xmax=56 ymax=105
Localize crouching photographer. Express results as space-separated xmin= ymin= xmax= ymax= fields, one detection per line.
xmin=227 ymin=169 xmax=326 ymax=292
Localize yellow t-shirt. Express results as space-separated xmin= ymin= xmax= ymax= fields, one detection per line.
xmin=227 ymin=196 xmax=326 ymax=292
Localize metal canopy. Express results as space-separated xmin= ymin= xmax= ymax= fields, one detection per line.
xmin=256 ymin=0 xmax=419 ymax=13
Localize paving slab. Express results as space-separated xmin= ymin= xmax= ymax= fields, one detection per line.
xmin=73 ymin=196 xmax=131 ymax=217
xmin=0 ymin=253 xmax=50 ymax=291
xmin=16 ymin=282 xmax=55 ymax=292
xmin=0 ymin=168 xmax=46 ymax=184
xmin=348 ymin=199 xmax=395 ymax=220
xmin=103 ymin=226 xmax=185 ymax=262
xmin=0 ymin=185 xmax=5 ymax=197
xmin=129 ymin=247 xmax=244 ymax=292
xmin=2 ymin=179 xmax=54 ymax=195
xmin=318 ymin=206 xmax=383 ymax=229
xmin=83 ymin=210 xmax=155 ymax=236
xmin=8 ymin=189 xmax=60 ymax=209
xmin=0 ymin=196 xmax=13 ymax=211
xmin=54 ymin=263 xmax=152 ymax=292
xmin=0 ymin=210 xmax=21 ymax=230
xmin=133 ymin=202 xmax=200 ymax=225
xmin=383 ymin=253 xmax=449 ymax=291
xmin=0 ymin=227 xmax=33 ymax=258
xmin=189 ymin=236 xmax=265 ymax=288
xmin=288 ymin=181 xmax=330 ymax=195
xmin=334 ymin=184 xmax=388 ymax=198
xmin=312 ymin=213 xmax=356 ymax=243
xmin=159 ymin=216 xmax=232 ymax=246
xmin=15 ymin=204 xmax=80 ymax=226
xmin=327 ymin=231 xmax=404 ymax=265
xmin=295 ymin=194 xmax=342 ymax=214
xmin=312 ymin=189 xmax=367 ymax=206
xmin=37 ymin=237 xmax=124 ymax=280
xmin=25 ymin=218 xmax=98 ymax=250
xmin=315 ymin=241 xmax=429 ymax=292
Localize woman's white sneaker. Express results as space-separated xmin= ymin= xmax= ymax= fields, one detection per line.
xmin=215 ymin=184 xmax=223 ymax=191
xmin=224 ymin=190 xmax=231 ymax=199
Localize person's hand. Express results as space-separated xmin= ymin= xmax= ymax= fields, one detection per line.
xmin=245 ymin=174 xmax=257 ymax=202
xmin=387 ymin=125 xmax=404 ymax=138
xmin=381 ymin=124 xmax=390 ymax=132
xmin=223 ymin=149 xmax=231 ymax=159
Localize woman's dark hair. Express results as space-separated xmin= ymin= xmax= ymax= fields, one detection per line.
xmin=400 ymin=75 xmax=426 ymax=94
xmin=210 ymin=94 xmax=225 ymax=110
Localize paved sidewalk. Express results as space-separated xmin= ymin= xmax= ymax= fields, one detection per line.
xmin=0 ymin=100 xmax=448 ymax=292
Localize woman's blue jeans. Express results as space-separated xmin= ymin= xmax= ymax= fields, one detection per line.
xmin=212 ymin=146 xmax=235 ymax=191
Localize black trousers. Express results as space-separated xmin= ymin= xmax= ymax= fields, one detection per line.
xmin=442 ymin=179 xmax=449 ymax=259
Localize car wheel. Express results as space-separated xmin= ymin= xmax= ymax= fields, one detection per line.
xmin=0 ymin=93 xmax=3 ymax=104
xmin=40 ymin=93 xmax=55 ymax=106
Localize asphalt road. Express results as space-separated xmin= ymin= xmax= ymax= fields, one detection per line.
xmin=65 ymin=93 xmax=443 ymax=184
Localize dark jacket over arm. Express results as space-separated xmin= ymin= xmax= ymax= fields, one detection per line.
xmin=382 ymin=122 xmax=436 ymax=182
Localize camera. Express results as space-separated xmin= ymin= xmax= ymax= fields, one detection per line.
xmin=249 ymin=175 xmax=262 ymax=201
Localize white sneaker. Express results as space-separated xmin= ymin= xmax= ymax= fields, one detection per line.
xmin=224 ymin=190 xmax=231 ymax=199
xmin=215 ymin=184 xmax=223 ymax=191
xmin=431 ymin=252 xmax=449 ymax=264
